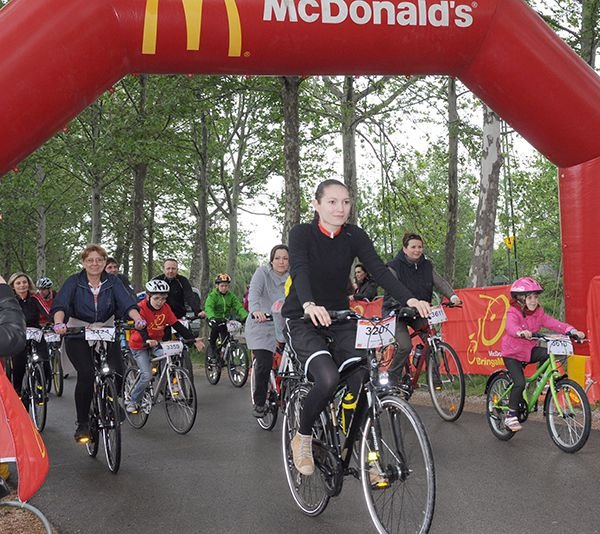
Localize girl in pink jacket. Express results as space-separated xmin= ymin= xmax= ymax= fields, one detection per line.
xmin=500 ymin=277 xmax=585 ymax=432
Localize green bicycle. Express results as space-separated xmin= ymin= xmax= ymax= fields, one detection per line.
xmin=485 ymin=333 xmax=591 ymax=453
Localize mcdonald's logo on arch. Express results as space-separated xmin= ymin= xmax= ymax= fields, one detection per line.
xmin=142 ymin=0 xmax=242 ymax=56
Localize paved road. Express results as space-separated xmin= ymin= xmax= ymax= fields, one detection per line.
xmin=26 ymin=368 xmax=600 ymax=534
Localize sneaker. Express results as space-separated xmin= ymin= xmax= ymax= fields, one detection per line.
xmin=74 ymin=422 xmax=91 ymax=443
xmin=125 ymin=400 xmax=139 ymax=414
xmin=252 ymin=403 xmax=268 ymax=418
xmin=369 ymin=465 xmax=389 ymax=488
xmin=504 ymin=415 xmax=522 ymax=432
xmin=291 ymin=432 xmax=314 ymax=476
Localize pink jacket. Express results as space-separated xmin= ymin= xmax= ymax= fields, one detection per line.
xmin=501 ymin=304 xmax=574 ymax=362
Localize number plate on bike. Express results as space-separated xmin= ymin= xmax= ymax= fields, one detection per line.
xmin=546 ymin=336 xmax=573 ymax=355
xmin=355 ymin=316 xmax=396 ymax=349
xmin=84 ymin=327 xmax=116 ymax=341
xmin=428 ymin=306 xmax=447 ymax=325
xmin=44 ymin=332 xmax=61 ymax=343
xmin=26 ymin=327 xmax=43 ymax=342
xmin=178 ymin=318 xmax=190 ymax=329
xmin=161 ymin=340 xmax=184 ymax=357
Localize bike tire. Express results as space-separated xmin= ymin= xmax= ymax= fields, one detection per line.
xmin=123 ymin=367 xmax=150 ymax=429
xmin=485 ymin=373 xmax=515 ymax=441
xmin=545 ymin=378 xmax=591 ymax=453
xmin=227 ymin=343 xmax=249 ymax=388
xmin=51 ymin=348 xmax=64 ymax=397
xmin=164 ymin=366 xmax=197 ymax=434
xmin=86 ymin=413 xmax=99 ymax=458
xmin=205 ymin=345 xmax=222 ymax=385
xmin=29 ymin=363 xmax=47 ymax=432
xmin=281 ymin=383 xmax=330 ymax=517
xmin=427 ymin=341 xmax=465 ymax=422
xmin=250 ymin=361 xmax=278 ymax=431
xmin=361 ymin=394 xmax=436 ymax=534
xmin=100 ymin=378 xmax=122 ymax=473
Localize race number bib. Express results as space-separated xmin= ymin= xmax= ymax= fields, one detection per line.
xmin=428 ymin=305 xmax=447 ymax=326
xmin=178 ymin=318 xmax=190 ymax=329
xmin=355 ymin=316 xmax=396 ymax=349
xmin=44 ymin=332 xmax=61 ymax=343
xmin=85 ymin=327 xmax=116 ymax=342
xmin=26 ymin=327 xmax=43 ymax=342
xmin=546 ymin=336 xmax=573 ymax=356
xmin=161 ymin=340 xmax=184 ymax=357
xmin=227 ymin=320 xmax=242 ymax=333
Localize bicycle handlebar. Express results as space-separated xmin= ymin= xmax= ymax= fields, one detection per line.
xmin=303 ymin=307 xmax=418 ymax=323
xmin=527 ymin=332 xmax=587 ymax=343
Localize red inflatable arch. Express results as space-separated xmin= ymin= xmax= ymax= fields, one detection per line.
xmin=1 ymin=0 xmax=599 ymax=330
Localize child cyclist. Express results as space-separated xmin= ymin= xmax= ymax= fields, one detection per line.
xmin=204 ymin=273 xmax=249 ymax=358
xmin=501 ymin=277 xmax=585 ymax=432
xmin=126 ymin=280 xmax=205 ymax=413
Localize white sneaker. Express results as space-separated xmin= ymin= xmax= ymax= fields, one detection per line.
xmin=369 ymin=464 xmax=389 ymax=488
xmin=125 ymin=400 xmax=139 ymax=414
xmin=505 ymin=415 xmax=522 ymax=432
xmin=291 ymin=432 xmax=314 ymax=476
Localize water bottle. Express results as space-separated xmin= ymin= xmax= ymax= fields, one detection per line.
xmin=412 ymin=344 xmax=425 ymax=368
xmin=341 ymin=391 xmax=357 ymax=434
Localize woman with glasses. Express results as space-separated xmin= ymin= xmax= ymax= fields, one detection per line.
xmin=51 ymin=244 xmax=146 ymax=443
xmin=383 ymin=232 xmax=461 ymax=385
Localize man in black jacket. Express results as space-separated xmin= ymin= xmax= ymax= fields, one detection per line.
xmin=0 ymin=274 xmax=26 ymax=357
xmin=153 ymin=259 xmax=204 ymax=320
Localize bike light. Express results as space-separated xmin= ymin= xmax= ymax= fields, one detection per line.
xmin=378 ymin=371 xmax=389 ymax=386
xmin=102 ymin=365 xmax=110 ymax=374
xmin=368 ymin=451 xmax=379 ymax=462
xmin=32 ymin=354 xmax=39 ymax=362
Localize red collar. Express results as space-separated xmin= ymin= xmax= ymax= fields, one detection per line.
xmin=318 ymin=222 xmax=342 ymax=239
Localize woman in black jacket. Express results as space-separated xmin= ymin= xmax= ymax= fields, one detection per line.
xmin=351 ymin=263 xmax=378 ymax=301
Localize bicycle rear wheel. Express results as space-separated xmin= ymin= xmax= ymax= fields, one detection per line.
xmin=361 ymin=394 xmax=435 ymax=534
xmin=281 ymin=384 xmax=330 ymax=517
xmin=545 ymin=378 xmax=591 ymax=453
xmin=164 ymin=366 xmax=197 ymax=434
xmin=485 ymin=373 xmax=515 ymax=441
xmin=100 ymin=378 xmax=121 ymax=473
xmin=427 ymin=341 xmax=465 ymax=422
xmin=51 ymin=348 xmax=64 ymax=397
xmin=29 ymin=363 xmax=47 ymax=432
xmin=123 ymin=367 xmax=150 ymax=429
xmin=228 ymin=343 xmax=249 ymax=387
xmin=205 ymin=345 xmax=222 ymax=385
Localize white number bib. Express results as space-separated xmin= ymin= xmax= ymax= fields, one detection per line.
xmin=26 ymin=327 xmax=43 ymax=342
xmin=44 ymin=332 xmax=61 ymax=343
xmin=85 ymin=327 xmax=116 ymax=342
xmin=428 ymin=305 xmax=447 ymax=326
xmin=546 ymin=336 xmax=573 ymax=356
xmin=355 ymin=316 xmax=396 ymax=349
xmin=161 ymin=340 xmax=184 ymax=357
xmin=227 ymin=320 xmax=242 ymax=333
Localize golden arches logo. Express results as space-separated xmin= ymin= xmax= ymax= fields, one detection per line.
xmin=143 ymin=0 xmax=242 ymax=57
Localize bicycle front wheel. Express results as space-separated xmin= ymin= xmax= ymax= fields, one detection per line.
xmin=29 ymin=363 xmax=48 ymax=432
xmin=51 ymin=348 xmax=64 ymax=397
xmin=100 ymin=378 xmax=122 ymax=473
xmin=250 ymin=363 xmax=278 ymax=431
xmin=227 ymin=343 xmax=250 ymax=387
xmin=164 ymin=366 xmax=197 ymax=434
xmin=361 ymin=395 xmax=435 ymax=534
xmin=123 ymin=367 xmax=150 ymax=429
xmin=485 ymin=373 xmax=514 ymax=441
xmin=281 ymin=384 xmax=330 ymax=517
xmin=545 ymin=378 xmax=591 ymax=453
xmin=205 ymin=345 xmax=222 ymax=385
xmin=427 ymin=341 xmax=465 ymax=422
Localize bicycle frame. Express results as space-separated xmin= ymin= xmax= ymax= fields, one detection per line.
xmin=144 ymin=349 xmax=181 ymax=405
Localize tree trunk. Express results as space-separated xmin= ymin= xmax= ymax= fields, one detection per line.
xmin=146 ymin=197 xmax=156 ymax=280
xmin=444 ymin=77 xmax=459 ymax=285
xmin=341 ymin=76 xmax=358 ymax=224
xmin=131 ymin=163 xmax=146 ymax=291
xmin=468 ymin=105 xmax=503 ymax=287
xmin=90 ymin=173 xmax=102 ymax=243
xmin=580 ymin=0 xmax=599 ymax=68
xmin=227 ymin=173 xmax=240 ymax=280
xmin=35 ymin=164 xmax=47 ymax=278
xmin=281 ymin=76 xmax=301 ymax=243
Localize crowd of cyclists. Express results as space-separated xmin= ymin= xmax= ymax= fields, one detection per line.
xmin=0 ymin=178 xmax=589 ymax=531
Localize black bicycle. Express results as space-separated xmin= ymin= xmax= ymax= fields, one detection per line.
xmin=44 ymin=330 xmax=64 ymax=397
xmin=23 ymin=327 xmax=48 ymax=432
xmin=282 ymin=309 xmax=436 ymax=533
xmin=205 ymin=319 xmax=250 ymax=387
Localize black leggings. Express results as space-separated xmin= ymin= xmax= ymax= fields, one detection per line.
xmin=252 ymin=349 xmax=273 ymax=406
xmin=504 ymin=346 xmax=548 ymax=411
xmin=65 ymin=337 xmax=123 ymax=425
xmin=209 ymin=321 xmax=228 ymax=350
xmin=299 ymin=356 xmax=366 ymax=435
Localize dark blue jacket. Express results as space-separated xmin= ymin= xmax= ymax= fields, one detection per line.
xmin=51 ymin=270 xmax=138 ymax=324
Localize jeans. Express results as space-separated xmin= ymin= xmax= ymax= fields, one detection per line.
xmin=130 ymin=347 xmax=160 ymax=404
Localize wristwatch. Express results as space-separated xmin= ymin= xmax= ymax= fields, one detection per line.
xmin=302 ymin=301 xmax=316 ymax=310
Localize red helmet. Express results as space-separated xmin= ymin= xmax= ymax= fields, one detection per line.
xmin=510 ymin=277 xmax=543 ymax=295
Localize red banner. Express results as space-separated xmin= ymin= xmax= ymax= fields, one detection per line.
xmin=586 ymin=276 xmax=600 ymax=403
xmin=0 ymin=362 xmax=49 ymax=502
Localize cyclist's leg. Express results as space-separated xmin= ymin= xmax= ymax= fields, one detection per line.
xmin=107 ymin=341 xmax=124 ymax=393
xmin=529 ymin=346 xmax=548 ymax=366
xmin=252 ymin=349 xmax=274 ymax=407
xmin=503 ymin=357 xmax=526 ymax=411
xmin=128 ymin=348 xmax=152 ymax=407
xmin=65 ymin=337 xmax=95 ymax=438
xmin=9 ymin=348 xmax=27 ymax=398
xmin=208 ymin=323 xmax=220 ymax=354
xmin=388 ymin=319 xmax=414 ymax=384
xmin=39 ymin=338 xmax=51 ymax=390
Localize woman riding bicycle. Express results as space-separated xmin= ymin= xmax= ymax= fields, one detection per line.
xmin=245 ymin=244 xmax=289 ymax=418
xmin=125 ymin=279 xmax=205 ymax=413
xmin=501 ymin=276 xmax=585 ymax=432
xmin=7 ymin=272 xmax=51 ymax=399
xmin=51 ymin=244 xmax=146 ymax=443
xmin=383 ymin=232 xmax=461 ymax=386
xmin=282 ymin=179 xmax=431 ymax=476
